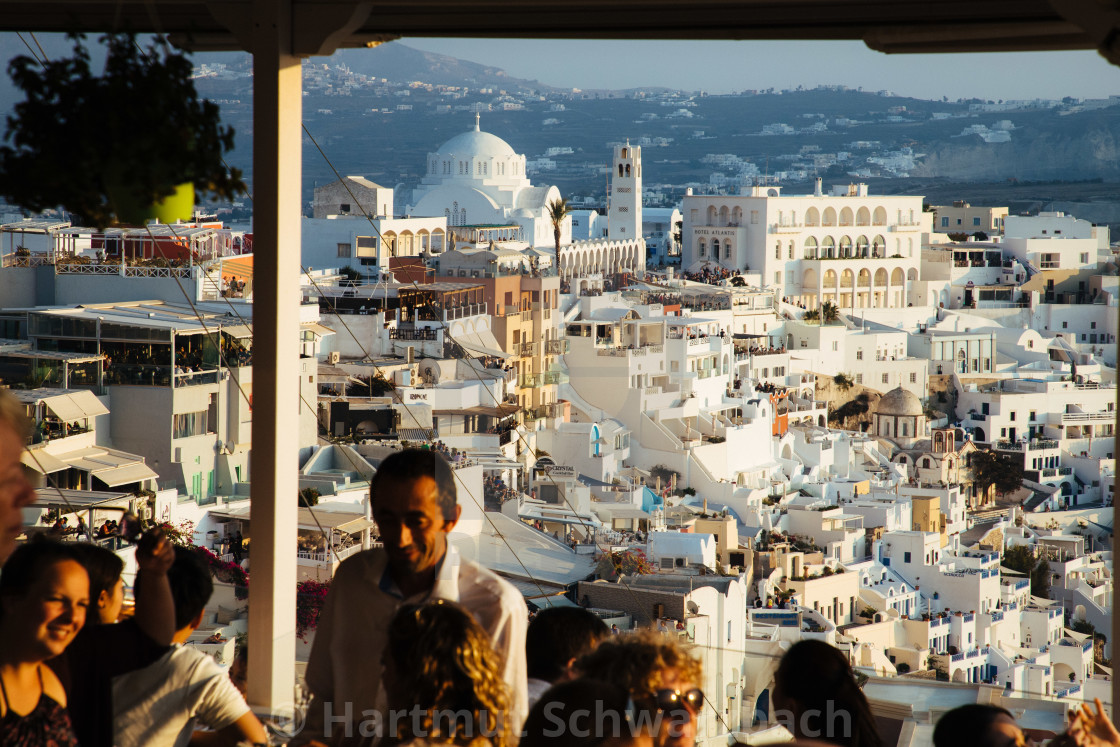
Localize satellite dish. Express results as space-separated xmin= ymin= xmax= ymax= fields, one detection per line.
xmin=419 ymin=360 xmax=441 ymax=386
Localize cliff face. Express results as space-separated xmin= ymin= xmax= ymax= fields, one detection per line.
xmin=913 ymin=127 xmax=1120 ymax=181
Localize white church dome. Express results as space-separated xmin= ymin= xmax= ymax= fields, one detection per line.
xmin=435 ymin=118 xmax=517 ymax=161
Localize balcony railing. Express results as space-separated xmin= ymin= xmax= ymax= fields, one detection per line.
xmin=542 ymin=370 xmax=569 ymax=386
xmin=390 ymin=327 xmax=437 ymax=340
xmin=524 ymin=403 xmax=560 ymax=421
xmin=546 ymin=339 xmax=569 ymax=355
xmin=995 ymin=438 xmax=1058 ymax=451
xmin=518 ymin=341 xmax=538 ymax=357
xmin=522 ymin=373 xmax=542 ymax=388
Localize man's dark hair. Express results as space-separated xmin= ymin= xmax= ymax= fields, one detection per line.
xmin=522 ymin=679 xmax=645 ymax=747
xmin=168 ymin=546 xmax=214 ymax=630
xmin=70 ymin=541 xmax=125 ymax=612
xmin=933 ymin=704 xmax=1015 ymax=747
xmin=527 ymin=606 xmax=610 ymax=683
xmin=371 ymin=449 xmax=457 ymax=520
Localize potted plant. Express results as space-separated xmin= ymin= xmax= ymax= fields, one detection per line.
xmin=0 ymin=32 xmax=244 ymax=228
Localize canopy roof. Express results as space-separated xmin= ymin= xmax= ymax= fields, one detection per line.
xmin=0 ymin=1 xmax=1105 ymax=60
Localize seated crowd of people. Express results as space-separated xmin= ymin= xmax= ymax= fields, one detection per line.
xmin=2 ymin=393 xmax=1119 ymax=747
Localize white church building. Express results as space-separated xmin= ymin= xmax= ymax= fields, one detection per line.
xmin=407 ymin=115 xmax=646 ymax=281
xmin=407 ymin=114 xmax=568 ymax=250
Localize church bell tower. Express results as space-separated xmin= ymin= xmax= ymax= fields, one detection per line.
xmin=608 ymin=141 xmax=642 ymax=241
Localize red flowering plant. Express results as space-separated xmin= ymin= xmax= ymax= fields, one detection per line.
xmin=610 ymin=548 xmax=655 ymax=576
xmin=189 ymin=544 xmax=250 ymax=600
xmin=154 ymin=519 xmax=197 ymax=547
xmin=296 ymin=580 xmax=331 ymax=641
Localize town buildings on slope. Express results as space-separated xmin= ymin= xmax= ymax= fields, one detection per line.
xmin=0 ymin=117 xmax=1115 ymax=747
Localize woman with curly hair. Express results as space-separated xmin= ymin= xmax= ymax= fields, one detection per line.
xmin=575 ymin=629 xmax=704 ymax=747
xmin=384 ymin=600 xmax=512 ymax=747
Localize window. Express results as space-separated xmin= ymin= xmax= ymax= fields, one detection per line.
xmin=336 ymin=243 xmax=351 ymax=258
xmin=910 ymin=372 xmax=917 ymax=383
xmin=973 ymin=217 xmax=981 ymax=226
xmin=774 ymin=271 xmax=782 ymax=285
xmin=855 ymin=374 xmax=863 ymax=384
xmin=1009 ymin=412 xmax=1016 ymax=421
xmin=1091 ymin=321 xmax=1097 ymax=329
xmin=941 ymin=217 xmax=949 ymax=227
xmin=1029 ymin=411 xmax=1036 ymax=421
xmin=856 ymin=350 xmax=863 ymax=360
xmin=1080 ymin=253 xmax=1090 ymax=264
xmin=832 ymin=341 xmax=838 ymax=351
xmin=775 ymin=243 xmax=781 ymax=259
xmin=751 ymin=210 xmax=759 ymax=225
xmin=904 ymin=552 xmax=912 ymax=563
xmin=882 ymin=373 xmax=889 ymax=384
xmin=1062 ymin=321 xmax=1068 ymax=329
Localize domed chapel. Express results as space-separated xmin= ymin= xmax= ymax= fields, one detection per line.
xmin=408 ymin=114 xmax=567 ymax=250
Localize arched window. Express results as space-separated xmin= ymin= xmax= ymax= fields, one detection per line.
xmin=698 ymin=239 xmax=707 ymax=258
xmin=804 ymin=236 xmax=818 ymax=259
xmin=712 ymin=239 xmax=720 ymax=257
xmin=922 ymin=457 xmax=931 ymax=468
xmin=618 ymin=164 xmax=624 ymax=178
xmin=625 ymin=164 xmax=631 ymax=177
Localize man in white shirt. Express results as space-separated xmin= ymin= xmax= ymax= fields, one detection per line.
xmin=112 ymin=546 xmax=268 ymax=747
xmin=299 ymin=449 xmax=528 ymax=746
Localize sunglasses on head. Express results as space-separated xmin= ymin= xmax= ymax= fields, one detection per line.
xmin=654 ymin=688 xmax=704 ymax=713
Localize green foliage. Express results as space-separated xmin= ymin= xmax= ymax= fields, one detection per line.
xmin=860 ymin=605 xmax=878 ymax=619
xmin=298 ymin=488 xmax=320 ymax=507
xmin=347 ymin=372 xmax=395 ymax=396
xmin=546 ymin=197 xmax=572 ymax=269
xmin=1002 ymin=544 xmax=1050 ymax=599
xmin=649 ymin=464 xmax=680 ymax=486
xmin=947 ymin=231 xmax=971 ymax=242
xmin=803 ymin=308 xmax=821 ymax=323
xmin=820 ymin=301 xmax=841 ymax=324
xmin=833 ymin=372 xmax=854 ymax=391
xmin=972 ymin=449 xmax=1024 ymax=496
xmin=1071 ymin=620 xmax=1095 ymax=636
xmin=0 ymin=33 xmax=244 ymax=227
xmin=339 ymin=266 xmax=363 ymax=283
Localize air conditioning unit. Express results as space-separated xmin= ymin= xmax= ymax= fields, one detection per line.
xmin=327 ymin=351 xmax=341 ymax=365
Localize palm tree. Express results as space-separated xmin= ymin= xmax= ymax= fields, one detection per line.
xmin=820 ymin=301 xmax=840 ymax=324
xmin=546 ymin=197 xmax=571 ymax=273
xmin=803 ymin=308 xmax=821 ymax=323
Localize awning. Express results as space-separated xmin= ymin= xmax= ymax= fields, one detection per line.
xmin=396 ymin=404 xmax=433 ymax=430
xmin=221 ymin=324 xmax=254 ymax=338
xmin=454 ymin=329 xmax=511 ymax=360
xmin=22 ymin=449 xmax=69 ymax=474
xmin=92 ymin=462 xmax=159 ymax=487
xmin=595 ymin=505 xmax=650 ymax=520
xmin=208 ymin=505 xmax=371 ymax=533
xmin=43 ymin=391 xmax=109 ymax=422
xmin=301 ymin=322 xmax=336 ymax=337
xmin=396 ymin=427 xmax=434 ymax=442
xmin=335 ymin=517 xmax=375 ymax=534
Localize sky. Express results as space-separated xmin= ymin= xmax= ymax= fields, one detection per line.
xmin=402 ymin=39 xmax=1120 ymax=102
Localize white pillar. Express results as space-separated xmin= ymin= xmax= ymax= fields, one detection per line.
xmin=247 ymin=0 xmax=301 ymax=713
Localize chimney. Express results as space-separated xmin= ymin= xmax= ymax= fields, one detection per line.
xmin=814 ymin=178 xmax=822 ymax=197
